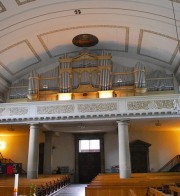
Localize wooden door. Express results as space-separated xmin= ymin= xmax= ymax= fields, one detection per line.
xmin=38 ymin=143 xmax=44 ymax=174
xmin=131 ymin=151 xmax=148 ymax=173
xmin=78 ymin=152 xmax=101 ymax=183
xmin=130 ymin=140 xmax=151 ymax=173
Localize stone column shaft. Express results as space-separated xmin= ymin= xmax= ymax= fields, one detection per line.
xmin=117 ymin=120 xmax=131 ymax=178
xmin=27 ymin=124 xmax=39 ymax=179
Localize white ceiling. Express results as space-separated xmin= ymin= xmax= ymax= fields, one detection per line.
xmin=0 ymin=0 xmax=180 ymax=94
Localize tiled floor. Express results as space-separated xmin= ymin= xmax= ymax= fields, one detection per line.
xmin=54 ymin=184 xmax=86 ymax=196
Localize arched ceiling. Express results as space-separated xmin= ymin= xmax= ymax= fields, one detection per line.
xmin=0 ymin=0 xmax=180 ymax=94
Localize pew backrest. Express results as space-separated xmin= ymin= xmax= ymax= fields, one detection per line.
xmin=149 ymin=188 xmax=172 ymax=196
xmin=169 ymin=185 xmax=180 ymax=196
xmin=129 ymin=189 xmax=137 ymax=196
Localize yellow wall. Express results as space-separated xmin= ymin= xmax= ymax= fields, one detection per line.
xmin=0 ymin=128 xmax=180 ymax=174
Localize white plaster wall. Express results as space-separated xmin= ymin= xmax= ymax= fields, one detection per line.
xmin=52 ymin=133 xmax=75 ymax=173
xmin=104 ymin=132 xmax=119 ymax=172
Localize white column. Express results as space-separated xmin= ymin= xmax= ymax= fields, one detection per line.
xmin=43 ymin=131 xmax=53 ymax=174
xmin=27 ymin=124 xmax=39 ymax=179
xmin=117 ymin=120 xmax=131 ymax=178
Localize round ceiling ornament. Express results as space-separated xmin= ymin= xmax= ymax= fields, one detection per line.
xmin=72 ymin=34 xmax=99 ymax=47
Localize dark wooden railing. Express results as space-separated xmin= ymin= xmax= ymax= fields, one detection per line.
xmin=158 ymin=155 xmax=180 ymax=172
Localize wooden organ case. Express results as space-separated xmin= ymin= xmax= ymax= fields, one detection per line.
xmin=59 ymin=50 xmax=112 ymax=100
xmin=10 ymin=49 xmax=174 ymax=103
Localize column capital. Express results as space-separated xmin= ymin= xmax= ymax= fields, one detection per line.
xmin=28 ymin=123 xmax=40 ymax=127
xmin=116 ymin=120 xmax=130 ymax=125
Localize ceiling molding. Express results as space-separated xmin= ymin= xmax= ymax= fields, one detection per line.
xmin=0 ymin=75 xmax=10 ymax=92
xmin=15 ymin=0 xmax=36 ymax=6
xmin=0 ymin=61 xmax=11 ymax=81
xmin=38 ymin=25 xmax=129 ymax=58
xmin=0 ymin=1 xmax=6 ymax=13
xmin=174 ymin=58 xmax=180 ymax=74
xmin=0 ymin=40 xmax=41 ymax=75
xmin=137 ymin=29 xmax=178 ymax=64
xmin=169 ymin=0 xmax=180 ymax=3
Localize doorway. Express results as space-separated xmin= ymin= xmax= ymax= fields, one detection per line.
xmin=79 ymin=152 xmax=101 ymax=183
xmin=74 ymin=134 xmax=105 ymax=183
xmin=38 ymin=143 xmax=44 ymax=174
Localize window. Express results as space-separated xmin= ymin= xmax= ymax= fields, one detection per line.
xmin=79 ymin=139 xmax=100 ymax=152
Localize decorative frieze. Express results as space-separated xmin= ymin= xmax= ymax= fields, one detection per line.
xmin=0 ymin=107 xmax=28 ymax=116
xmin=127 ymin=100 xmax=173 ymax=110
xmin=0 ymin=96 xmax=178 ymax=124
xmin=77 ymin=102 xmax=117 ymax=113
xmin=37 ymin=105 xmax=74 ymax=114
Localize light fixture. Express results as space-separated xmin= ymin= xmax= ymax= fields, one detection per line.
xmin=72 ymin=34 xmax=99 ymax=47
xmin=155 ymin=120 xmax=161 ymax=127
xmin=58 ymin=93 xmax=72 ymax=100
xmin=0 ymin=141 xmax=6 ymax=150
xmin=98 ymin=90 xmax=114 ymax=98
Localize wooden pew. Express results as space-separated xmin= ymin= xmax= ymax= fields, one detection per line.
xmin=85 ymin=173 xmax=180 ymax=196
xmin=86 ymin=174 xmax=148 ymax=196
xmin=0 ymin=174 xmax=70 ymax=196
xmin=129 ymin=189 xmax=137 ymax=196
xmin=148 ymin=187 xmax=172 ymax=196
xmin=169 ymin=185 xmax=180 ymax=196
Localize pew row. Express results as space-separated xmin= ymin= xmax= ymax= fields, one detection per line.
xmin=0 ymin=174 xmax=70 ymax=196
xmin=85 ymin=173 xmax=180 ymax=196
xmin=169 ymin=185 xmax=180 ymax=196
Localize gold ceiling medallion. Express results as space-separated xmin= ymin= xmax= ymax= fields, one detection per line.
xmin=72 ymin=34 xmax=99 ymax=47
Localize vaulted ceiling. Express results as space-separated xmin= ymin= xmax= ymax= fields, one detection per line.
xmin=0 ymin=0 xmax=180 ymax=95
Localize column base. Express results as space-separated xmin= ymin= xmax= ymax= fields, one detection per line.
xmin=119 ymin=169 xmax=131 ymax=179
xmin=27 ymin=171 xmax=38 ymax=179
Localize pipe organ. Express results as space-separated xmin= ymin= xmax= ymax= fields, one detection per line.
xmin=8 ymin=50 xmax=175 ymax=102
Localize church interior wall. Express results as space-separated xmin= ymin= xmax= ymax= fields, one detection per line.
xmin=52 ymin=133 xmax=75 ymax=174
xmin=0 ymin=129 xmax=180 ymax=174
xmin=1 ymin=133 xmax=29 ymax=171
xmin=129 ymin=130 xmax=180 ymax=172
xmin=104 ymin=132 xmax=119 ymax=172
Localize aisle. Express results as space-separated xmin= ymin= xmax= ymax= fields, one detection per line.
xmin=54 ymin=184 xmax=86 ymax=196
